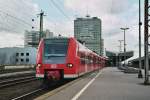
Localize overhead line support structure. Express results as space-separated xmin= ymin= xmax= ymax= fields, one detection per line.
xmin=120 ymin=28 xmax=129 ymax=68
xmin=138 ymin=0 xmax=143 ymax=78
xmin=118 ymin=40 xmax=124 ymax=67
xmin=37 ymin=10 xmax=46 ymax=42
xmin=144 ymin=0 xmax=149 ymax=84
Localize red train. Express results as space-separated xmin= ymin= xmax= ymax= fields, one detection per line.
xmin=36 ymin=37 xmax=107 ymax=82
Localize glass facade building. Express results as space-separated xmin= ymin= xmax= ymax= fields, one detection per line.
xmin=74 ymin=16 xmax=103 ymax=55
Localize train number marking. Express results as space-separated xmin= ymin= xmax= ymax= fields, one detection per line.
xmin=51 ymin=64 xmax=57 ymax=68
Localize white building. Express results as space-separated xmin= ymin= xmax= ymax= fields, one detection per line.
xmin=24 ymin=29 xmax=53 ymax=48
xmin=0 ymin=47 xmax=37 ymax=65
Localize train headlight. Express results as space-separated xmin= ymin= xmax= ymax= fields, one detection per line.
xmin=37 ymin=64 xmax=41 ymax=67
xmin=67 ymin=63 xmax=73 ymax=68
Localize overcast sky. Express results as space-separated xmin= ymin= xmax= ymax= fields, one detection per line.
xmin=0 ymin=0 xmax=144 ymax=59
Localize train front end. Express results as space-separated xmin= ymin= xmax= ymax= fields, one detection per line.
xmin=36 ymin=37 xmax=77 ymax=82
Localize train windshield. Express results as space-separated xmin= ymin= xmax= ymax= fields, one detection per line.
xmin=43 ymin=38 xmax=69 ymax=64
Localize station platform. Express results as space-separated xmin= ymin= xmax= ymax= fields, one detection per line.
xmin=36 ymin=67 xmax=150 ymax=100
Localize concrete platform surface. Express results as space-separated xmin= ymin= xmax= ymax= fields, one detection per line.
xmin=36 ymin=67 xmax=150 ymax=100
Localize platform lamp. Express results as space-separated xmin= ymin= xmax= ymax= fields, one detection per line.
xmin=138 ymin=0 xmax=143 ymax=78
xmin=120 ymin=27 xmax=129 ymax=68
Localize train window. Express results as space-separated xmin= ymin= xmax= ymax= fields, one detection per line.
xmin=96 ymin=58 xmax=99 ymax=64
xmin=87 ymin=56 xmax=91 ymax=64
xmin=99 ymin=59 xmax=101 ymax=64
xmin=93 ymin=58 xmax=96 ymax=64
xmin=80 ymin=53 xmax=88 ymax=65
xmin=81 ymin=53 xmax=84 ymax=58
xmin=97 ymin=60 xmax=99 ymax=64
xmin=89 ymin=56 xmax=93 ymax=64
xmin=85 ymin=56 xmax=88 ymax=64
xmin=43 ymin=38 xmax=69 ymax=64
xmin=44 ymin=44 xmax=68 ymax=55
xmin=81 ymin=58 xmax=85 ymax=64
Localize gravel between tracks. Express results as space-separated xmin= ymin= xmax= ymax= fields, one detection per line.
xmin=0 ymin=79 xmax=43 ymax=100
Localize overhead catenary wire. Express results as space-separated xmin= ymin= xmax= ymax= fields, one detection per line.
xmin=0 ymin=14 xmax=21 ymax=33
xmin=15 ymin=0 xmax=35 ymax=20
xmin=49 ymin=0 xmax=72 ymax=21
xmin=0 ymin=9 xmax=33 ymax=27
xmin=0 ymin=0 xmax=35 ymax=22
xmin=0 ymin=13 xmax=29 ymax=29
xmin=56 ymin=0 xmax=64 ymax=5
xmin=0 ymin=14 xmax=12 ymax=29
xmin=0 ymin=9 xmax=38 ymax=33
xmin=47 ymin=0 xmax=73 ymax=37
xmin=0 ymin=14 xmax=32 ymax=33
xmin=0 ymin=23 xmax=18 ymax=33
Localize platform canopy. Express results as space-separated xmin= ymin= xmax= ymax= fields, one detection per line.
xmin=106 ymin=50 xmax=134 ymax=66
xmin=118 ymin=51 xmax=134 ymax=61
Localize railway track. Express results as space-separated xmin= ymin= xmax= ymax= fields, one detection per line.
xmin=0 ymin=71 xmax=99 ymax=100
xmin=11 ymin=88 xmax=44 ymax=100
xmin=10 ymin=72 xmax=95 ymax=100
xmin=0 ymin=76 xmax=37 ymax=88
xmin=11 ymin=79 xmax=73 ymax=100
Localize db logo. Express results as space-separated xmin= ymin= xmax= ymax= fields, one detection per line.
xmin=51 ymin=64 xmax=57 ymax=68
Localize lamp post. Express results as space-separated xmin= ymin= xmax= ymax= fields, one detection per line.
xmin=138 ymin=0 xmax=143 ymax=78
xmin=118 ymin=40 xmax=124 ymax=67
xmin=118 ymin=40 xmax=124 ymax=52
xmin=120 ymin=27 xmax=129 ymax=67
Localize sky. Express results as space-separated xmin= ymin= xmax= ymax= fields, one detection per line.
xmin=0 ymin=0 xmax=145 ymax=59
